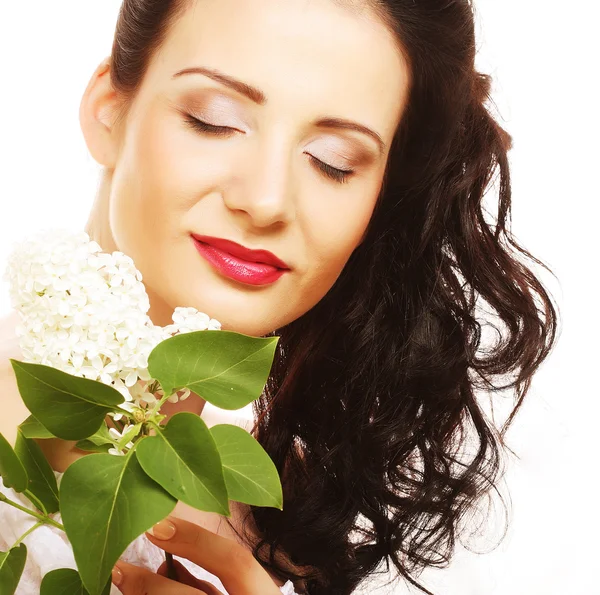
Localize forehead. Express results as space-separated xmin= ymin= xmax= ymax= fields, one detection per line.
xmin=145 ymin=0 xmax=410 ymax=141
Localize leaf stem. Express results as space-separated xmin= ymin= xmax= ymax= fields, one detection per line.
xmin=135 ymin=417 xmax=175 ymax=580
xmin=13 ymin=520 xmax=44 ymax=548
xmin=0 ymin=492 xmax=65 ymax=531
xmin=147 ymin=420 xmax=165 ymax=437
xmin=148 ymin=387 xmax=176 ymax=417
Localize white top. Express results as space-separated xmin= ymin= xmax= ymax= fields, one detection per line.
xmin=0 ymin=469 xmax=299 ymax=595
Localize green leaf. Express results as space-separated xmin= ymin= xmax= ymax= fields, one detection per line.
xmin=18 ymin=415 xmax=55 ymax=439
xmin=0 ymin=543 xmax=27 ymax=594
xmin=210 ymin=424 xmax=283 ymax=510
xmin=136 ymin=412 xmax=229 ymax=515
xmin=14 ymin=430 xmax=59 ymax=514
xmin=9 ymin=360 xmax=124 ymax=441
xmin=0 ymin=431 xmax=28 ymax=493
xmin=59 ymin=450 xmax=177 ymax=595
xmin=74 ymin=440 xmax=112 ymax=454
xmin=147 ymin=330 xmax=279 ymax=410
xmin=84 ymin=423 xmax=114 ymax=447
xmin=76 ymin=421 xmax=130 ymax=453
xmin=40 ymin=567 xmax=112 ymax=595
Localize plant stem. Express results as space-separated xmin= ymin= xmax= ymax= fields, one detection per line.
xmin=0 ymin=493 xmax=65 ymax=531
xmin=165 ymin=552 xmax=178 ymax=581
xmin=148 ymin=388 xmax=175 ymax=417
xmin=147 ymin=420 xmax=166 ymax=438
xmin=143 ymin=421 xmax=178 ymax=579
xmin=13 ymin=520 xmax=44 ymax=548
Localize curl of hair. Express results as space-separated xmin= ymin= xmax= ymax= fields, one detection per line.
xmin=108 ymin=1 xmax=559 ymax=593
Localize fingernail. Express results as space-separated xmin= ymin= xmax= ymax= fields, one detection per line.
xmin=111 ymin=565 xmax=123 ymax=586
xmin=147 ymin=519 xmax=176 ymax=540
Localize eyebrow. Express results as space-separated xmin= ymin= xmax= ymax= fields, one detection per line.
xmin=173 ymin=66 xmax=385 ymax=155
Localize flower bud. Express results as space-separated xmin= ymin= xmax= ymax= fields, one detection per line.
xmin=133 ymin=409 xmax=146 ymax=424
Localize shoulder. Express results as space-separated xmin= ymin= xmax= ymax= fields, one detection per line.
xmin=0 ymin=310 xmax=31 ymax=446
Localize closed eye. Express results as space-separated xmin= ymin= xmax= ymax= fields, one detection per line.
xmin=307 ymin=155 xmax=354 ymax=184
xmin=182 ymin=114 xmax=355 ymax=184
xmin=183 ymin=114 xmax=234 ymax=137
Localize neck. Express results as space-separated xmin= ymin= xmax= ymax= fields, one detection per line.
xmin=85 ymin=169 xmax=118 ymax=252
xmin=83 ymin=170 xmax=207 ymax=421
xmin=85 ymin=170 xmax=178 ymax=328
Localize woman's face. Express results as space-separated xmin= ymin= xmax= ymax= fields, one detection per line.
xmin=84 ymin=0 xmax=410 ymax=337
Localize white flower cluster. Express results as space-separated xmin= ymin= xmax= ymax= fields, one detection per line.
xmin=107 ymin=423 xmax=136 ymax=457
xmin=4 ymin=229 xmax=221 ymax=445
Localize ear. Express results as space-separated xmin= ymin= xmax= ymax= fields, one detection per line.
xmin=79 ymin=57 xmax=125 ymax=168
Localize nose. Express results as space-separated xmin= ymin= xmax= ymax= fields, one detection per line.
xmin=222 ymin=137 xmax=296 ymax=229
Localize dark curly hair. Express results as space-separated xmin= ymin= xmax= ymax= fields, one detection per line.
xmin=108 ymin=1 xmax=560 ymax=593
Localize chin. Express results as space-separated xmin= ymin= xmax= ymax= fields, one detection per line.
xmin=220 ymin=320 xmax=276 ymax=338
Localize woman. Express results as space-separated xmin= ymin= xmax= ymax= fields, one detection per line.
xmin=0 ymin=0 xmax=558 ymax=593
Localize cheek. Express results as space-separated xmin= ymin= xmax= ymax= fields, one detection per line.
xmin=109 ymin=110 xmax=202 ymax=263
xmin=299 ymin=194 xmax=374 ymax=299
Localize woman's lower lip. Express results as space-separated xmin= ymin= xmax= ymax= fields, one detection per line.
xmin=192 ymin=238 xmax=287 ymax=286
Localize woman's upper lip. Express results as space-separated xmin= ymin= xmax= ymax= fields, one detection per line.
xmin=191 ymin=234 xmax=290 ymax=269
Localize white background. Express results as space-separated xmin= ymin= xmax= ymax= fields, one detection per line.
xmin=0 ymin=2 xmax=598 ymax=594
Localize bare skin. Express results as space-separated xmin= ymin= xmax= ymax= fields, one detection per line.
xmin=1 ymin=0 xmax=412 ymax=591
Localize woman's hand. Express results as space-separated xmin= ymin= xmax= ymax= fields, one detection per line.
xmin=111 ymin=515 xmax=283 ymax=594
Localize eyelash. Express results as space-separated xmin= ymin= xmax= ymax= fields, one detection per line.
xmin=183 ymin=114 xmax=355 ymax=184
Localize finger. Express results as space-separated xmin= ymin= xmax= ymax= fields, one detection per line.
xmin=145 ymin=516 xmax=282 ymax=595
xmin=112 ymin=560 xmax=210 ymax=595
xmin=157 ymin=559 xmax=225 ymax=595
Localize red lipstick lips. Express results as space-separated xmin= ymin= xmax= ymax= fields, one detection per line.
xmin=191 ymin=234 xmax=290 ymax=286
